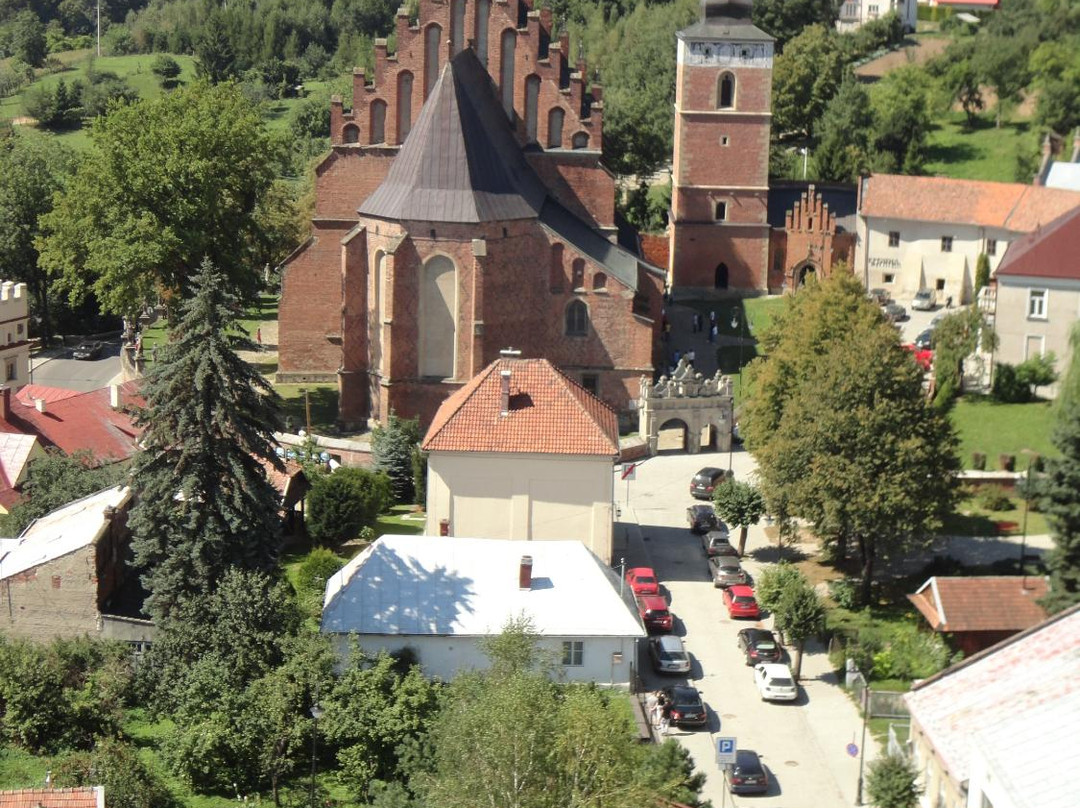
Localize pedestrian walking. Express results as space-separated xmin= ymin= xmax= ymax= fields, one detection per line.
xmin=709 ymin=310 xmax=717 ymax=326
xmin=686 ymin=348 xmax=696 ymax=365
xmin=709 ymin=323 xmax=718 ymax=344
xmin=256 ymin=327 xmax=262 ymax=345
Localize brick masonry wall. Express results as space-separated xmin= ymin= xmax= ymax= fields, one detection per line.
xmin=526 ymin=153 xmax=616 ymax=230
xmin=671 ymin=220 xmax=771 ymax=291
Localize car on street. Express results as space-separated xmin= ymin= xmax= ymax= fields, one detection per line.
xmin=722 ymin=584 xmax=760 ymax=619
xmin=912 ymin=288 xmax=937 ymax=310
xmin=868 ymin=288 xmax=890 ymax=306
xmin=882 ymin=302 xmax=908 ymax=323
xmin=648 ymin=634 xmax=691 ymax=674
xmin=736 ymin=628 xmax=782 ymax=666
xmin=662 ymin=685 xmax=707 ymax=728
xmin=931 ymin=311 xmax=950 ymax=329
xmin=637 ymin=595 xmax=673 ymax=633
xmin=72 ymin=340 xmax=103 ymax=360
xmin=725 ymin=749 xmax=770 ymax=795
xmin=755 ymin=663 xmax=798 ymax=702
xmin=914 ymin=328 xmax=934 ymax=350
xmin=701 ymin=529 xmax=738 ymax=558
xmin=625 ymin=567 xmax=659 ymax=596
xmin=690 ymin=466 xmax=733 ymax=500
xmin=686 ymin=504 xmax=720 ymax=534
xmin=708 ymin=556 xmax=749 ymax=588
xmin=902 ymin=344 xmax=933 ymax=371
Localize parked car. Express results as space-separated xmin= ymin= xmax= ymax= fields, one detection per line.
xmin=662 ymin=685 xmax=707 ymax=727
xmin=637 ymin=595 xmax=673 ymax=633
xmin=625 ymin=567 xmax=659 ymax=596
xmin=72 ymin=340 xmax=103 ymax=360
xmin=701 ymin=529 xmax=738 ymax=558
xmin=914 ymin=328 xmax=934 ymax=350
xmin=930 ymin=311 xmax=949 ymax=329
xmin=725 ymin=749 xmax=770 ymax=795
xmin=902 ymin=344 xmax=933 ymax=371
xmin=686 ymin=504 xmax=720 ymax=534
xmin=708 ymin=556 xmax=748 ymax=588
xmin=722 ymin=585 xmax=760 ymax=619
xmin=912 ymin=288 xmax=937 ymax=310
xmin=648 ymin=634 xmax=691 ymax=674
xmin=754 ymin=663 xmax=798 ymax=702
xmin=736 ymin=628 xmax=782 ymax=666
xmin=868 ymin=288 xmax=890 ymax=306
xmin=882 ymin=302 xmax=908 ymax=323
xmin=690 ymin=467 xmax=733 ymax=500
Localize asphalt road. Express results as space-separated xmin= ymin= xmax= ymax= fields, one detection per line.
xmin=615 ymin=449 xmax=872 ymax=808
xmin=30 ymin=341 xmax=123 ymax=392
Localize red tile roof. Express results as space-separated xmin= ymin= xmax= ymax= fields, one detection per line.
xmin=994 ymin=205 xmax=1080 ymax=281
xmin=0 ymin=382 xmax=143 ymax=463
xmin=935 ymin=0 xmax=998 ymax=6
xmin=860 ymin=174 xmax=1080 ymax=231
xmin=908 ymin=576 xmax=1048 ymax=633
xmin=422 ymin=357 xmax=619 ymax=455
xmin=0 ymin=787 xmax=103 ymax=808
xmin=639 ymin=234 xmax=670 ymax=273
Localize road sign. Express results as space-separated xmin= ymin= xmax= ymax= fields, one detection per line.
xmin=621 ymin=463 xmax=637 ymax=481
xmin=715 ymin=736 xmax=737 ymax=766
xmin=846 ymin=742 xmax=859 ymax=758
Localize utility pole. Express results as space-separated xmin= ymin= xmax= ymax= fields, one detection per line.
xmin=856 ymin=684 xmax=869 ymax=804
xmin=96 ymin=0 xmax=101 ymax=57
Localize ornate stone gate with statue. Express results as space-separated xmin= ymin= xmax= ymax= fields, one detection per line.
xmin=638 ymin=358 xmax=735 ymax=455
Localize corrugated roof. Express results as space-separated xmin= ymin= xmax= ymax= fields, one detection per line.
xmin=0 ymin=486 xmax=130 ymax=581
xmin=322 ymin=535 xmax=645 ymax=638
xmin=905 ymin=604 xmax=1080 ymax=788
xmin=995 ymin=205 xmax=1080 ymax=281
xmin=421 ymin=356 xmax=619 ymax=455
xmin=0 ymin=788 xmax=103 ymax=808
xmin=359 ymin=49 xmax=546 ymax=223
xmin=859 ymin=174 xmax=1080 ymax=231
xmin=907 ymin=576 xmax=1048 ymax=632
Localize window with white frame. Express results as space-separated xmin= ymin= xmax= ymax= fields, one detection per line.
xmin=562 ymin=641 xmax=584 ymax=666
xmin=1028 ymin=289 xmax=1047 ymax=319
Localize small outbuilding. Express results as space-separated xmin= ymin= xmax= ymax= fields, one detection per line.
xmin=321 ymin=535 xmax=645 ymax=685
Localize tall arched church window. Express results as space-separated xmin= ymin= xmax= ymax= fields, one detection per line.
xmin=371 ymin=250 xmax=386 ymax=372
xmin=548 ymin=107 xmax=564 ymax=148
xmin=420 ymin=256 xmax=457 ymax=378
xmin=475 ymin=0 xmax=491 ymax=65
xmin=524 ymin=75 xmax=540 ymax=142
xmin=500 ymin=29 xmax=516 ymax=118
xmin=397 ymin=71 xmax=413 ymax=143
xmin=565 ymin=300 xmax=589 ymax=337
xmin=425 ymin=24 xmax=442 ymax=99
xmin=450 ymin=0 xmax=465 ymax=55
xmin=718 ymin=73 xmax=734 ymax=109
xmin=370 ymin=100 xmax=386 ymax=144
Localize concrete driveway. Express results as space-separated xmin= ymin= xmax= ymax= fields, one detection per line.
xmin=29 ymin=342 xmax=123 ymax=392
xmin=614 ymin=449 xmax=873 ymax=808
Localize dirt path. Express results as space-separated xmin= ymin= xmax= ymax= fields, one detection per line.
xmin=854 ymin=35 xmax=950 ymax=81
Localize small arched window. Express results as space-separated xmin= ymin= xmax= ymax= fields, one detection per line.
xmin=715 ymin=201 xmax=727 ymax=221
xmin=566 ymin=300 xmax=589 ymax=336
xmin=718 ymin=73 xmax=734 ymax=109
xmin=571 ymin=132 xmax=589 ymax=149
xmin=548 ymin=107 xmax=564 ymax=148
xmin=715 ymin=263 xmax=729 ymax=290
xmin=550 ymin=243 xmax=564 ymax=291
xmin=592 ymin=272 xmax=607 ymax=291
xmin=342 ymin=124 xmax=360 ymax=144
xmin=571 ymin=258 xmax=585 ymax=290
xmin=370 ymin=100 xmax=386 ymax=143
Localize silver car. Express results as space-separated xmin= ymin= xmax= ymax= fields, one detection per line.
xmin=708 ymin=556 xmax=749 ymax=588
xmin=648 ymin=634 xmax=692 ymax=675
xmin=912 ymin=288 xmax=937 ymax=310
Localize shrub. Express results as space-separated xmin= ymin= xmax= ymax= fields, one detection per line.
xmin=976 ymin=485 xmax=1013 ymax=511
xmin=992 ymin=363 xmax=1029 ymax=402
xmin=828 ymin=578 xmax=861 ymax=610
xmin=971 ymin=451 xmax=986 ymax=470
xmin=307 ymin=467 xmax=392 ymax=546
xmin=53 ymin=738 xmax=180 ymax=808
xmin=295 ymin=547 xmax=346 ymax=613
xmin=998 ymin=453 xmax=1015 ymax=472
xmin=151 ymin=54 xmax=182 ymax=89
xmin=1015 ymin=352 xmax=1057 ymax=395
xmin=867 ymin=754 xmax=922 ymax=808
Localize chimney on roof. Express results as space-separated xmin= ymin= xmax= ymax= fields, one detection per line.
xmin=519 ymin=555 xmax=533 ymax=590
xmin=109 ymin=384 xmax=120 ymax=409
xmin=0 ymin=387 xmax=8 ymax=421
xmin=499 ymin=369 xmax=511 ymax=416
xmin=34 ymin=397 xmax=45 ymax=414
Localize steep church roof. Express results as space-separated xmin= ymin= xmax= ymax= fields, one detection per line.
xmin=359 ymin=49 xmax=547 ymax=224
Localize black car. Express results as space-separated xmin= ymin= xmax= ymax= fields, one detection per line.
xmin=662 ymin=685 xmax=707 ymax=728
xmin=72 ymin=340 xmax=103 ymax=360
xmin=914 ymin=328 xmax=934 ymax=350
xmin=726 ymin=749 xmax=769 ymax=795
xmin=690 ymin=467 xmax=733 ymax=500
xmin=686 ymin=504 xmax=719 ymax=534
xmin=736 ymin=628 xmax=782 ymax=666
xmin=701 ymin=529 xmax=738 ymax=558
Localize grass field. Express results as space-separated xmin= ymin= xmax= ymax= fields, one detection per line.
xmin=924 ymin=111 xmax=1032 ymax=182
xmin=950 ymin=395 xmax=1058 ymax=470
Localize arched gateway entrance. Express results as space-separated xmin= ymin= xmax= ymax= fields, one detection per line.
xmin=638 ymin=359 xmax=734 ymax=455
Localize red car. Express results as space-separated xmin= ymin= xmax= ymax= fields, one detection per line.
xmin=902 ymin=343 xmax=933 ymax=371
xmin=637 ymin=595 xmax=674 ymax=633
xmin=626 ymin=567 xmax=660 ymax=596
xmin=722 ymin=585 xmax=760 ymax=619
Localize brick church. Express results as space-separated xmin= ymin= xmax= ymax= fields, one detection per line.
xmin=277 ymin=0 xmax=852 ymax=428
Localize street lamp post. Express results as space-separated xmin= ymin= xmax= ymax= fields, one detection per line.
xmin=309 ymin=703 xmax=323 ymax=808
xmin=1019 ymin=449 xmax=1036 ymax=587
xmin=855 ymin=684 xmax=869 ymax=805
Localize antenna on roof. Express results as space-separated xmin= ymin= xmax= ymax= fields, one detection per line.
xmin=499 ymin=347 xmax=522 ymax=358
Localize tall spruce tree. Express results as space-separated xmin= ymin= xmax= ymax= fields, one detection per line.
xmin=129 ymin=258 xmax=284 ymax=620
xmin=1041 ymin=324 xmax=1080 ymax=613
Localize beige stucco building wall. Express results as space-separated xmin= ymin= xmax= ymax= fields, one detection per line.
xmin=425 ymin=451 xmax=615 ymax=563
xmin=0 ymin=281 xmax=30 ymax=389
xmin=909 ymin=716 xmax=966 ymax=808
xmin=0 ymin=543 xmax=102 ymax=638
xmin=994 ymin=275 xmax=1080 ymax=395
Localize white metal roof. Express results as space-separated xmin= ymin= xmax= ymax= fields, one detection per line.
xmin=0 ymin=486 xmax=131 ymax=580
xmin=1046 ymin=162 xmax=1080 ymax=192
xmin=322 ymin=535 xmax=645 ymax=639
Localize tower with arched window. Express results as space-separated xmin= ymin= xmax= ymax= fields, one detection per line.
xmin=668 ymin=0 xmax=773 ymax=294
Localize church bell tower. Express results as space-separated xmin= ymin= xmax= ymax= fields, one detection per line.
xmin=668 ymin=0 xmax=773 ymax=295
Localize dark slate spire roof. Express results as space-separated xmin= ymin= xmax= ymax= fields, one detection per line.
xmin=359 ymin=49 xmax=547 ymax=223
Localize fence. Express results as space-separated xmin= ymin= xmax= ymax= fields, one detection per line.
xmin=848 ymin=669 xmax=911 ymax=720
xmin=887 ymin=722 xmax=911 ymax=759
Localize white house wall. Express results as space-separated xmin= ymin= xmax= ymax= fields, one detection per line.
xmin=425 ymin=452 xmax=615 ymax=563
xmin=995 ymin=275 xmax=1080 ymax=390
xmin=329 ymin=633 xmax=638 ymax=686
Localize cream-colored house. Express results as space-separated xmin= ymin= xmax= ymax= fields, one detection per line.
xmin=855 ymin=175 xmax=1080 ymax=306
xmin=992 ymin=206 xmax=1080 ymax=396
xmin=0 ymin=281 xmax=30 ymax=390
xmin=422 ymin=355 xmax=619 ymax=563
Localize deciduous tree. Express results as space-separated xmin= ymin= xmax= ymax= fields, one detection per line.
xmin=773 ymin=575 xmax=825 ymax=679
xmin=812 ymin=72 xmax=874 ymax=183
xmin=752 ymin=0 xmax=838 ymax=48
xmin=771 ymin=24 xmax=844 ymax=139
xmin=870 ymin=66 xmax=932 ymax=174
xmin=712 ymin=478 xmax=766 ymax=555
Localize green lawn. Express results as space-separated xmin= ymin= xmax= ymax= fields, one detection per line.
xmin=950 ymin=395 xmax=1057 ymax=470
xmin=924 ymin=111 xmax=1031 ymax=182
xmin=743 ymin=296 xmax=786 ymax=337
xmin=277 ymin=383 xmax=339 ymax=433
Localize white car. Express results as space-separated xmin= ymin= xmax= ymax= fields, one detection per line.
xmin=912 ymin=288 xmax=937 ymax=311
xmin=755 ymin=663 xmax=798 ymax=702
